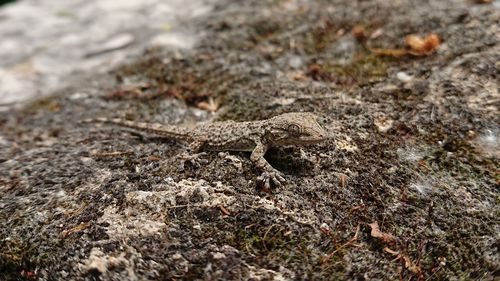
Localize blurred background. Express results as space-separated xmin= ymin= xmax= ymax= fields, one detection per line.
xmin=0 ymin=0 xmax=213 ymax=106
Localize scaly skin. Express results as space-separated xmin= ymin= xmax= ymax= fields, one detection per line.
xmin=85 ymin=112 xmax=328 ymax=188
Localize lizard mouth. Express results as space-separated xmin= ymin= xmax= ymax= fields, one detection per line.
xmin=299 ymin=131 xmax=328 ymax=144
xmin=299 ymin=136 xmax=327 ymax=144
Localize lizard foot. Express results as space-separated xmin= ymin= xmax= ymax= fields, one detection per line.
xmin=178 ymin=152 xmax=209 ymax=171
xmin=257 ymin=170 xmax=286 ymax=189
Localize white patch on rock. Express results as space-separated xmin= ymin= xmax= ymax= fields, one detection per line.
xmin=397 ymin=147 xmax=425 ymax=162
xmin=271 ymin=97 xmax=296 ymax=106
xmin=335 ymin=137 xmax=358 ymax=152
xmin=83 ymin=247 xmax=139 ymax=280
xmin=473 ymin=129 xmax=499 ymax=158
xmin=410 ymin=181 xmax=433 ymax=196
xmin=246 ymin=264 xmax=288 ymax=281
xmin=212 ymin=252 xmax=226 ymax=259
xmin=99 ymin=206 xmax=167 ymax=239
xmin=149 ymin=33 xmax=196 ymax=49
xmin=373 ymin=114 xmax=394 ymax=133
xmin=86 ymin=33 xmax=135 ymax=56
xmin=396 ymin=71 xmax=413 ymax=82
xmin=100 ymin=179 xmax=239 ymax=240
xmin=288 ymin=55 xmax=303 ymax=69
xmin=85 ymin=248 xmax=108 ymax=274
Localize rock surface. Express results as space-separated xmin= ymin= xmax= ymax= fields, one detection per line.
xmin=0 ymin=0 xmax=498 ymax=280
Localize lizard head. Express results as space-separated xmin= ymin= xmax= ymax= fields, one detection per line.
xmin=268 ymin=112 xmax=328 ymax=146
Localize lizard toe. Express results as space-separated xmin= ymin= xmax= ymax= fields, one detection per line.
xmin=264 ymin=178 xmax=272 ymax=189
xmin=257 ymin=174 xmax=271 ymax=189
xmin=258 ymin=171 xmax=285 ymax=188
xmin=271 ymin=172 xmax=285 ymax=186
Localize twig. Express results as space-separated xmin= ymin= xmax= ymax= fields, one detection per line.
xmin=321 ymin=224 xmax=361 ymax=264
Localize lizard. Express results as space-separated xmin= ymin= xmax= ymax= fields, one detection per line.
xmin=84 ymin=112 xmax=328 ymax=188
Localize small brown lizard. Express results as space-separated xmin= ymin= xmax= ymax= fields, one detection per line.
xmin=85 ymin=112 xmax=328 ymax=188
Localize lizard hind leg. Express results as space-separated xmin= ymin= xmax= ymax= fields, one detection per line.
xmin=177 ymin=140 xmax=208 ymax=171
xmin=188 ymin=140 xmax=205 ymax=153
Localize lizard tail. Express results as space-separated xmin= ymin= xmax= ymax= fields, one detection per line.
xmin=84 ymin=118 xmax=191 ymax=140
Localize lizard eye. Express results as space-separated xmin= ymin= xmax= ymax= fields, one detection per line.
xmin=287 ymin=124 xmax=301 ymax=136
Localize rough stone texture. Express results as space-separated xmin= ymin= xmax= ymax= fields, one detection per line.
xmin=0 ymin=0 xmax=498 ymax=280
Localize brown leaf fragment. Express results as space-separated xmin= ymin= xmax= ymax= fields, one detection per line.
xmin=197 ymin=97 xmax=220 ymax=112
xmin=417 ymin=159 xmax=429 ymax=171
xmin=217 ymin=204 xmax=231 ymax=216
xmin=351 ymin=25 xmax=366 ymax=41
xmin=292 ymin=70 xmax=308 ymax=81
xmin=383 ymin=246 xmax=399 ymax=255
xmin=368 ymin=32 xmax=440 ymax=57
xmin=61 ymin=222 xmax=90 ymax=237
xmin=369 ymin=221 xmax=397 ymax=244
xmin=339 ymin=174 xmax=349 ymax=188
xmin=348 ymin=204 xmax=367 ymax=214
xmin=383 ymin=247 xmax=422 ymax=274
xmin=405 ymin=33 xmax=440 ymax=56
xmin=147 ymin=155 xmax=161 ymax=161
xmin=339 ymin=173 xmax=348 ymax=188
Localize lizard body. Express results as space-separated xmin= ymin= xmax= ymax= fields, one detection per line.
xmin=86 ymin=112 xmax=327 ymax=187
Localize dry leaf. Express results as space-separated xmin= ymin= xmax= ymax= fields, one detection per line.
xmin=351 ymin=25 xmax=366 ymax=40
xmin=339 ymin=173 xmax=348 ymax=188
xmin=384 ymin=247 xmax=422 ymax=274
xmin=61 ymin=222 xmax=90 ymax=237
xmin=369 ymin=221 xmax=397 ymax=244
xmin=292 ymin=70 xmax=308 ymax=81
xmin=370 ymin=223 xmax=422 ymax=275
xmin=197 ymin=97 xmax=220 ymax=112
xmin=405 ymin=33 xmax=440 ymax=56
xmin=368 ymin=32 xmax=440 ymax=57
xmin=217 ymin=204 xmax=231 ymax=216
xmin=147 ymin=155 xmax=161 ymax=161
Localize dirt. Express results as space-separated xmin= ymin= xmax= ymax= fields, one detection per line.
xmin=0 ymin=0 xmax=498 ymax=280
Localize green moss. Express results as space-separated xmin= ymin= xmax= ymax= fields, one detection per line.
xmin=249 ymin=19 xmax=283 ymax=42
xmin=0 ymin=239 xmax=56 ymax=280
xmin=240 ymin=228 xmax=292 ymax=254
xmin=307 ymin=53 xmax=389 ymax=88
xmin=332 ymin=53 xmax=388 ymax=84
xmin=226 ymin=223 xmax=350 ymax=278
xmin=114 ymin=52 xmax=249 ymax=113
xmin=23 ymin=96 xmax=61 ymax=114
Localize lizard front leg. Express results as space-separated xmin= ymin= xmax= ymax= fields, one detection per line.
xmin=250 ymin=142 xmax=285 ymax=188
